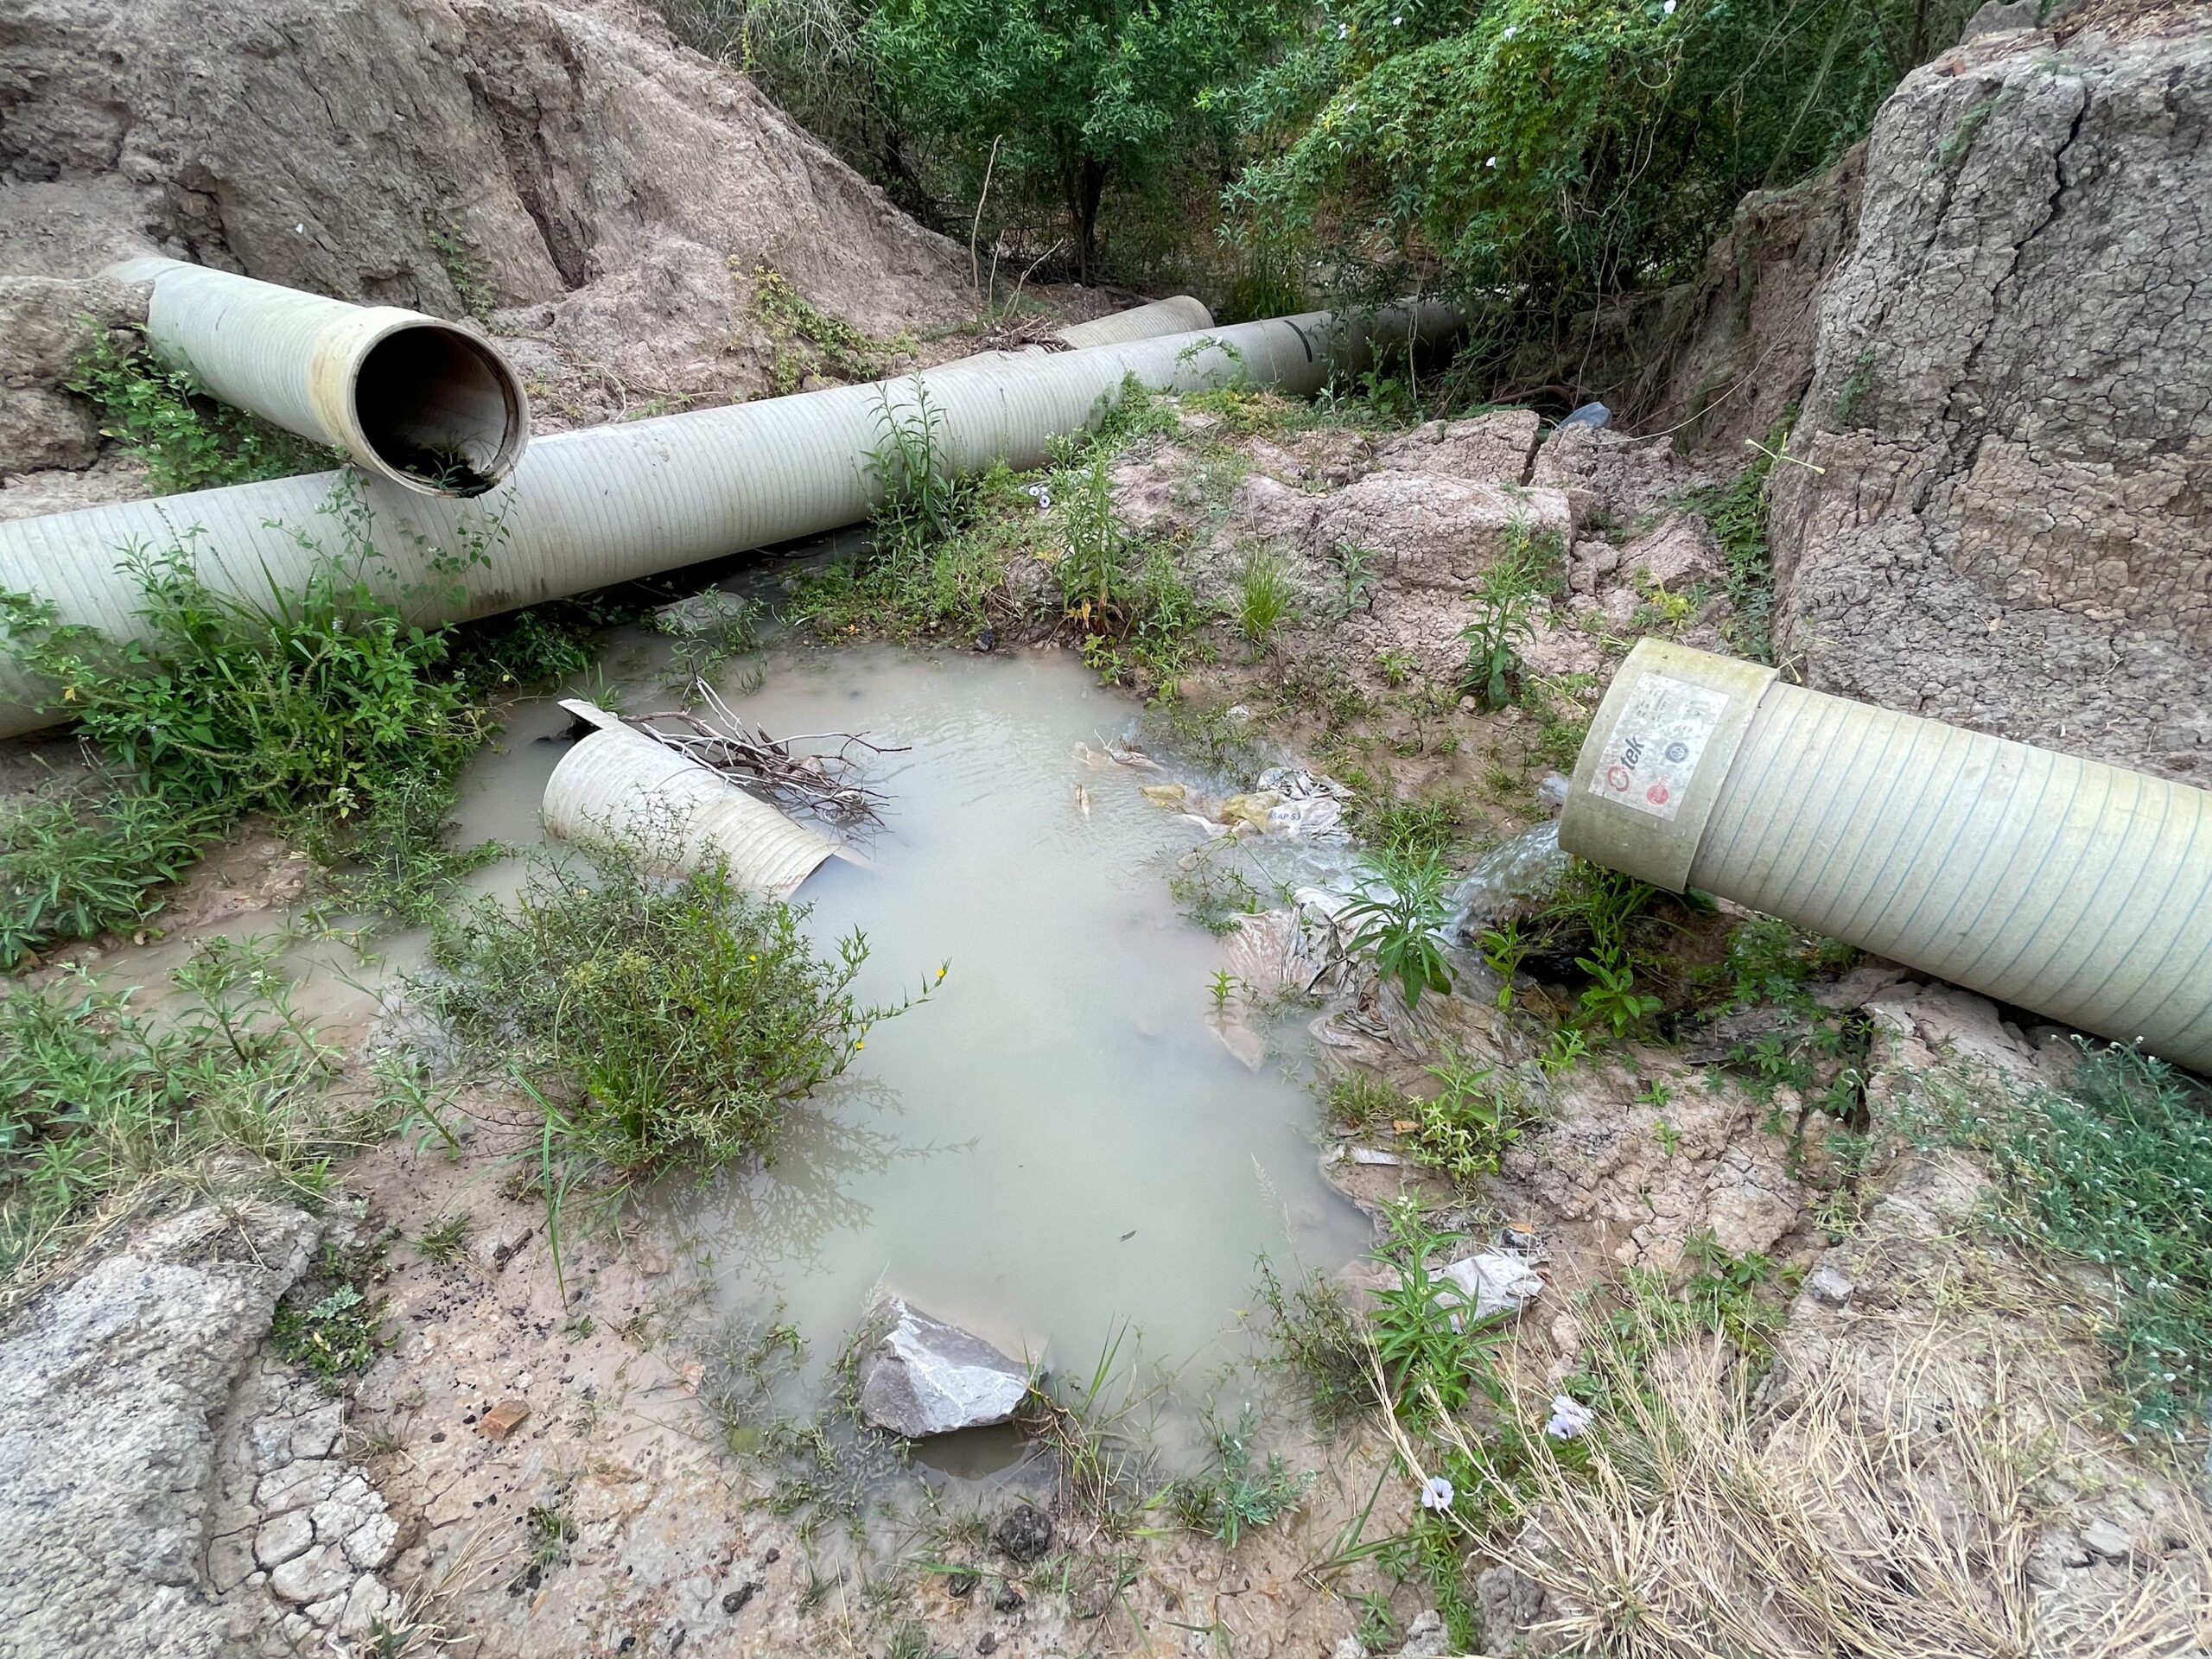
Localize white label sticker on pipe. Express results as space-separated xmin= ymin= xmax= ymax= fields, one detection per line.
xmin=1588 ymin=673 xmax=1729 ymax=821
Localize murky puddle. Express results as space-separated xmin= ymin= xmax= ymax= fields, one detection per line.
xmin=650 ymin=645 xmax=1370 ymax=1408
xmin=83 ymin=602 xmax=1374 ymax=1488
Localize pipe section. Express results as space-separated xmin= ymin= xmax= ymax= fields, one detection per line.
xmin=110 ymin=257 xmax=530 ymax=498
xmin=0 ymin=302 xmax=1454 ymax=739
xmin=544 ymin=701 xmax=844 ymax=896
xmin=1053 ymin=296 xmax=1212 ymax=348
xmin=1560 ymin=639 xmax=2212 ymax=1072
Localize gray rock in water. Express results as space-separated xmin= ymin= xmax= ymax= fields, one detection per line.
xmin=855 ymin=1299 xmax=1032 ymax=1438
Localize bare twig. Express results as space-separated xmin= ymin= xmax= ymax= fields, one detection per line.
xmin=620 ymin=678 xmax=904 ymax=829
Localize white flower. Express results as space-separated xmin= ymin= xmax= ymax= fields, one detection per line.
xmin=1420 ymin=1475 xmax=1455 ymax=1511
xmin=1392 ymin=13 xmax=1403 ymax=22
xmin=1023 ymin=484 xmax=1053 ymax=512
xmin=1501 ymin=23 xmax=1517 ymax=38
xmin=1485 ymin=156 xmax=1499 ymax=168
xmin=1545 ymin=1395 xmax=1597 ymax=1440
xmin=1338 ymin=21 xmax=1349 ymax=35
xmin=1662 ymin=0 xmax=1676 ymax=12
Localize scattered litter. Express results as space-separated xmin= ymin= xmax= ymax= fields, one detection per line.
xmin=1141 ymin=782 xmax=1189 ymax=808
xmin=1436 ymin=1251 xmax=1545 ymax=1323
xmin=479 ymin=1399 xmax=531 ymax=1441
xmin=1073 ymin=782 xmax=1090 ymax=818
xmin=1557 ymin=400 xmax=1611 ymax=431
xmin=615 ymin=678 xmax=902 ymax=830
xmin=1350 ymin=1147 xmax=1405 ymax=1166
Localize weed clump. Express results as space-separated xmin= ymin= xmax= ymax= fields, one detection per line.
xmin=422 ymin=838 xmax=939 ymax=1182
xmin=748 ymin=265 xmax=913 ymax=397
xmin=0 ymin=937 xmax=361 ymax=1305
xmin=67 ymin=327 xmax=337 ymax=493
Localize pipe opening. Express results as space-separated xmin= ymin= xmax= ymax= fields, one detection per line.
xmin=353 ymin=323 xmax=527 ymax=496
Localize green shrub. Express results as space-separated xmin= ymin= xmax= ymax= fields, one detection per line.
xmin=67 ymin=328 xmax=334 ymax=493
xmin=422 ymin=838 xmax=940 ymax=1182
xmin=1342 ymin=843 xmax=1455 ymax=1008
xmin=0 ymin=786 xmax=218 ymax=967
xmin=1407 ymin=1052 xmax=1531 ymax=1184
xmin=1236 ymin=547 xmax=1298 ymax=645
xmin=1234 ymin=0 xmax=1973 ymax=363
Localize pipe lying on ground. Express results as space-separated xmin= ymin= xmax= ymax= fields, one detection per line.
xmin=545 ymin=700 xmax=849 ymax=896
xmin=111 ymin=257 xmax=531 ymax=498
xmin=1560 ymin=639 xmax=2212 ymax=1073
xmin=0 ymin=302 xmax=1455 ymax=740
xmin=1051 ymin=296 xmax=1212 ymax=347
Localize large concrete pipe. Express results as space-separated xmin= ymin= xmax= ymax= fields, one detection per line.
xmin=111 ymin=257 xmax=531 ymax=498
xmin=0 ymin=302 xmax=1455 ymax=739
xmin=1560 ymin=639 xmax=2212 ymax=1072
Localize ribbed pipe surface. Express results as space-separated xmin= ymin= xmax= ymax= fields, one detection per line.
xmin=111 ymin=257 xmax=530 ymax=496
xmin=1560 ymin=640 xmax=2212 ymax=1073
xmin=543 ymin=714 xmax=842 ymax=897
xmin=1053 ymin=296 xmax=1212 ymax=348
xmin=0 ymin=303 xmax=1452 ymax=739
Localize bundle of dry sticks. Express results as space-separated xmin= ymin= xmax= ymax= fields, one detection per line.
xmin=620 ymin=678 xmax=904 ymax=829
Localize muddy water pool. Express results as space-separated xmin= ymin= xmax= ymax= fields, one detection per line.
xmin=651 ymin=644 xmax=1371 ymax=1408
xmin=88 ymin=620 xmax=1374 ymax=1455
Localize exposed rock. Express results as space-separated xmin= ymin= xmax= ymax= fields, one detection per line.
xmin=1374 ymin=410 xmax=1541 ymax=486
xmin=1617 ymin=512 xmax=1724 ymax=589
xmin=0 ymin=275 xmax=143 ymax=476
xmin=855 ymin=1298 xmax=1032 ymax=1439
xmin=1310 ymin=472 xmax=1573 ymax=589
xmin=1530 ymin=423 xmax=1713 ymax=530
xmin=479 ymin=1397 xmax=531 ymax=1440
xmin=0 ymin=1202 xmax=315 ymax=1656
xmin=1769 ymin=16 xmax=2212 ymax=781
xmin=0 ymin=0 xmax=971 ymax=463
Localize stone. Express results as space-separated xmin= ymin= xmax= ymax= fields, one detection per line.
xmin=993 ymin=1585 xmax=1027 ymax=1613
xmin=208 ymin=1529 xmax=258 ymax=1594
xmin=1436 ymin=1252 xmax=1546 ymax=1322
xmin=1806 ymin=1263 xmax=1856 ymax=1307
xmin=653 ymin=589 xmax=757 ymax=639
xmin=270 ymin=1541 xmax=356 ymax=1606
xmin=2082 ymin=1518 xmax=2133 ymax=1560
xmin=255 ymin=1508 xmax=316 ymax=1571
xmin=1308 ymin=472 xmax=1574 ymax=592
xmin=976 ymin=1635 xmax=1000 ymax=1655
xmin=1373 ymin=410 xmax=1541 ymax=486
xmin=1397 ymin=1608 xmax=1449 ymax=1657
xmin=1766 ymin=22 xmax=2212 ymax=782
xmin=342 ymin=1512 xmax=400 ymax=1572
xmin=334 ymin=1576 xmax=397 ymax=1639
xmin=721 ymin=1580 xmax=761 ymax=1614
xmin=855 ymin=1300 xmax=1032 ymax=1439
xmin=475 ymin=1224 xmax=533 ymax=1270
xmin=480 ymin=1399 xmax=531 ymax=1441
xmin=991 ymin=1503 xmax=1054 ymax=1565
xmin=0 ymin=1203 xmax=318 ymax=1656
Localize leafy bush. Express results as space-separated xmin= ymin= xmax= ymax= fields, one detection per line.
xmin=1342 ymin=843 xmax=1455 ymax=1008
xmin=67 ymin=328 xmax=334 ymax=493
xmin=1458 ymin=524 xmax=1561 ymax=710
xmin=1408 ymin=1052 xmax=1531 ymax=1184
xmin=423 ymin=838 xmax=939 ymax=1181
xmin=1233 ymin=0 xmax=1974 ymax=361
xmin=1370 ymin=1202 xmax=1508 ymax=1417
xmin=862 ymin=0 xmax=1294 ymax=280
xmin=0 ymin=787 xmax=218 ymax=967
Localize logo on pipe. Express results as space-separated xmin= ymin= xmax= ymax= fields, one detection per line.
xmin=1587 ymin=674 xmax=1727 ymax=823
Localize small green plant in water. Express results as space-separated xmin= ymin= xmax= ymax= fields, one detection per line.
xmin=1341 ymin=844 xmax=1453 ymax=1008
xmin=422 ymin=836 xmax=943 ymax=1185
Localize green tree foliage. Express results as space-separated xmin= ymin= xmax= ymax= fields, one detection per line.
xmin=1231 ymin=0 xmax=1974 ymax=354
xmin=861 ymin=0 xmax=1291 ymax=281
